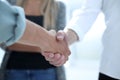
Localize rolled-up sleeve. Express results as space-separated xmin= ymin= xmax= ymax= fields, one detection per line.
xmin=0 ymin=1 xmax=26 ymax=47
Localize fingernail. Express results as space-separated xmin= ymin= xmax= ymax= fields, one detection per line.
xmin=49 ymin=54 xmax=54 ymax=58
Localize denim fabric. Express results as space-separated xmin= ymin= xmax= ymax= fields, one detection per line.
xmin=5 ymin=68 xmax=57 ymax=80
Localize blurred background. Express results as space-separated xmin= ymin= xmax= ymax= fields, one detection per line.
xmin=0 ymin=0 xmax=106 ymax=80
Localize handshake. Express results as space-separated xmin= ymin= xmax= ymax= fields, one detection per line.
xmin=41 ymin=30 xmax=71 ymax=66
xmin=40 ymin=29 xmax=78 ymax=66
xmin=8 ymin=20 xmax=78 ymax=67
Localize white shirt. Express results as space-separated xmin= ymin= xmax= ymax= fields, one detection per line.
xmin=65 ymin=0 xmax=120 ymax=79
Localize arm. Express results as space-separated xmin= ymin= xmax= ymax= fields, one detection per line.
xmin=0 ymin=1 xmax=70 ymax=55
xmin=64 ymin=0 xmax=102 ymax=41
xmin=14 ymin=19 xmax=70 ymax=55
xmin=42 ymin=0 xmax=103 ymax=66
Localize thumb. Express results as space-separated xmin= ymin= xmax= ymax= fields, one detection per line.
xmin=56 ymin=30 xmax=65 ymax=41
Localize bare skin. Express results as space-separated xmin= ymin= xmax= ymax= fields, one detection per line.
xmin=8 ymin=0 xmax=44 ymax=53
xmin=8 ymin=0 xmax=71 ymax=65
xmin=9 ymin=20 xmax=70 ymax=56
xmin=42 ymin=29 xmax=78 ymax=66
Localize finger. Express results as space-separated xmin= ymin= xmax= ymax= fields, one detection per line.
xmin=50 ymin=57 xmax=65 ymax=66
xmin=45 ymin=53 xmax=55 ymax=61
xmin=41 ymin=51 xmax=52 ymax=57
xmin=41 ymin=52 xmax=55 ymax=61
xmin=54 ymin=55 xmax=66 ymax=66
xmin=49 ymin=55 xmax=68 ymax=66
xmin=47 ymin=53 xmax=61 ymax=62
xmin=49 ymin=54 xmax=62 ymax=64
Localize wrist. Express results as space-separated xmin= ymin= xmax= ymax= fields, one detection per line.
xmin=64 ymin=29 xmax=79 ymax=45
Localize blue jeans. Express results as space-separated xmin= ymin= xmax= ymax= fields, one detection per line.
xmin=5 ymin=68 xmax=57 ymax=80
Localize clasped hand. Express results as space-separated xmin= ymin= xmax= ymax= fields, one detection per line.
xmin=41 ymin=30 xmax=70 ymax=66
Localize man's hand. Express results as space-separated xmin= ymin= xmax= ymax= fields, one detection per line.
xmin=41 ymin=52 xmax=68 ymax=66
xmin=41 ymin=30 xmax=70 ymax=66
xmin=45 ymin=30 xmax=71 ymax=57
xmin=42 ymin=29 xmax=78 ymax=66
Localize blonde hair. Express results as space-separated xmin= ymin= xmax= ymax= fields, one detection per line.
xmin=16 ymin=0 xmax=58 ymax=30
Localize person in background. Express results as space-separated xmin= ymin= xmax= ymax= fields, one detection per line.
xmin=5 ymin=0 xmax=67 ymax=80
xmin=44 ymin=0 xmax=120 ymax=80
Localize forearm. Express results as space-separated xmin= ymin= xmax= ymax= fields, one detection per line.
xmin=17 ymin=19 xmax=54 ymax=51
xmin=8 ymin=43 xmax=41 ymax=52
xmin=17 ymin=19 xmax=70 ymax=55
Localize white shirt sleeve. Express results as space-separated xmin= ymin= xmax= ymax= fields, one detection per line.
xmin=64 ymin=0 xmax=102 ymax=40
